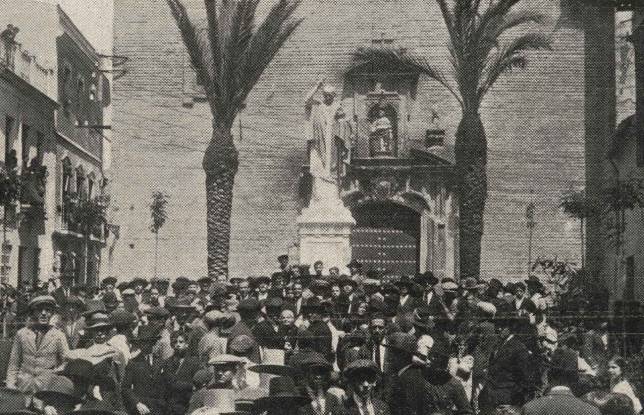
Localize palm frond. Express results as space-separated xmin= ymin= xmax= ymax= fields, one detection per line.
xmin=230 ymin=0 xmax=303 ymax=125
xmin=351 ymin=46 xmax=463 ymax=108
xmin=479 ymin=9 xmax=548 ymax=52
xmin=167 ymin=0 xmax=215 ymax=106
xmin=477 ymin=32 xmax=552 ymax=103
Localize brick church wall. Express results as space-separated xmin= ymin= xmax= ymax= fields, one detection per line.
xmin=111 ymin=0 xmax=588 ymax=280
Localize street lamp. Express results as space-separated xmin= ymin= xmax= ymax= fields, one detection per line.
xmin=526 ymin=201 xmax=536 ymax=276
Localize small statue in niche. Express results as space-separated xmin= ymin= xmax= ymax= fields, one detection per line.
xmin=370 ymin=107 xmax=393 ymax=154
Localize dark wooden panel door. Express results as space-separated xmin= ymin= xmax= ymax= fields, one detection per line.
xmin=351 ymin=202 xmax=420 ymax=275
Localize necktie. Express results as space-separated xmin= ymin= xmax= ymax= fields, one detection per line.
xmin=35 ymin=331 xmax=43 ymax=349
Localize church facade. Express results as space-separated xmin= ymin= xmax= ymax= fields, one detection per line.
xmin=110 ymin=0 xmax=593 ymax=280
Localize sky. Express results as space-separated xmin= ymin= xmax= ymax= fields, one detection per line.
xmin=41 ymin=0 xmax=113 ymax=53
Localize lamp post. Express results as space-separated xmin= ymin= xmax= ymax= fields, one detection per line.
xmin=526 ymin=201 xmax=536 ymax=276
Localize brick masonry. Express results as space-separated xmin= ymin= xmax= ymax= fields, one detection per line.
xmin=111 ymin=0 xmax=590 ymax=280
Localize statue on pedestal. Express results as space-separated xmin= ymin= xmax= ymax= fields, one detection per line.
xmin=304 ymin=79 xmax=352 ymax=205
xmin=370 ymin=108 xmax=393 ymax=154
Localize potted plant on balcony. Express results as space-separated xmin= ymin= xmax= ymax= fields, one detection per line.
xmin=68 ymin=194 xmax=109 ymax=285
xmin=0 ymin=155 xmax=21 ymax=265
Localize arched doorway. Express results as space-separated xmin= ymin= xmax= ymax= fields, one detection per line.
xmin=351 ymin=202 xmax=420 ymax=275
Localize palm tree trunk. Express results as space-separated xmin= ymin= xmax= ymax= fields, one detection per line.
xmin=203 ymin=126 xmax=239 ymax=281
xmin=454 ymin=111 xmax=488 ymax=280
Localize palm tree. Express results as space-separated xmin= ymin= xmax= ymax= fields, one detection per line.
xmin=353 ymin=0 xmax=552 ymax=279
xmin=166 ymin=0 xmax=303 ymax=279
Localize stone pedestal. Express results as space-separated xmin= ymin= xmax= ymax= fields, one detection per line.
xmin=297 ymin=196 xmax=355 ymax=275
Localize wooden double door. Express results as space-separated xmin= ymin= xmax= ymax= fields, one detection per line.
xmin=350 ymin=202 xmax=420 ymax=275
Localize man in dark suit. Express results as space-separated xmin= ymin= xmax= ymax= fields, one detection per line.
xmin=284 ymin=281 xmax=305 ymax=316
xmin=414 ymin=272 xmax=445 ymax=316
xmin=522 ymin=348 xmax=601 ymax=415
xmin=161 ymin=331 xmax=202 ymax=415
xmin=385 ymin=332 xmax=441 ymax=415
xmin=344 ymin=359 xmax=391 ymax=415
xmin=226 ymin=298 xmax=261 ymax=363
xmin=396 ymin=277 xmax=419 ymax=313
xmin=51 ymin=273 xmax=75 ymax=307
xmin=122 ymin=328 xmax=166 ymax=415
xmin=298 ymin=354 xmax=344 ymax=415
xmin=479 ymin=311 xmax=535 ymax=414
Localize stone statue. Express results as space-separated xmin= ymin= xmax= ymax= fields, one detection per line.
xmin=370 ymin=108 xmax=393 ymax=153
xmin=304 ymin=79 xmax=351 ymax=203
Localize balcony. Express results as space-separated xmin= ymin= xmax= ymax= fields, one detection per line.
xmin=1 ymin=25 xmax=55 ymax=98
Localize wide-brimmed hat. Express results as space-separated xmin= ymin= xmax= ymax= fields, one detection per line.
xmin=382 ymin=332 xmax=418 ymax=356
xmin=62 ymin=296 xmax=86 ymax=311
xmin=34 ymin=375 xmax=80 ymax=408
xmin=84 ymin=313 xmax=113 ymax=331
xmin=254 ymin=376 xmax=310 ymax=411
xmin=144 ymin=306 xmax=170 ymax=319
xmin=460 ymin=277 xmax=483 ymax=291
xmin=440 ymin=278 xmax=459 ymax=291
xmin=131 ymin=325 xmax=161 ymax=343
xmin=264 ymin=297 xmax=284 ymax=311
xmin=299 ymin=353 xmax=332 ymax=372
xmin=28 ymin=295 xmax=57 ymax=311
xmin=208 ymin=354 xmax=247 ymax=366
xmin=109 ymin=310 xmax=136 ymax=327
xmin=0 ymin=387 xmax=37 ymax=414
xmin=130 ymin=278 xmax=147 ymax=288
xmin=343 ymin=359 xmax=380 ymax=380
xmin=339 ymin=276 xmax=357 ymax=288
xmin=229 ymin=276 xmax=245 ymax=284
xmin=228 ymin=335 xmax=257 ymax=356
xmin=415 ymin=271 xmax=439 ymax=287
xmin=198 ymin=276 xmax=213 ymax=284
xmin=101 ymin=277 xmax=117 ymax=287
xmin=237 ymin=298 xmax=260 ymax=313
xmin=381 ymin=283 xmax=400 ymax=295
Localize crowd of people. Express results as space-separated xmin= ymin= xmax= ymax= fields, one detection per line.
xmin=0 ymin=255 xmax=642 ymax=415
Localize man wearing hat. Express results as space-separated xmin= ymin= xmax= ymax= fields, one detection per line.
xmin=522 ymin=348 xmax=600 ymax=415
xmin=301 ymin=300 xmax=334 ymax=364
xmin=344 ymin=359 xmax=390 ymax=415
xmin=56 ymin=296 xmax=86 ymax=349
xmin=478 ymin=310 xmax=535 ymax=414
xmin=252 ymin=276 xmax=272 ymax=303
xmin=385 ymin=332 xmax=442 ymax=415
xmin=51 ymin=273 xmax=75 ymax=307
xmin=199 ymin=310 xmax=234 ymax=364
xmin=122 ymin=327 xmax=166 ymax=415
xmin=227 ymin=298 xmax=261 ymax=363
xmin=298 ymin=354 xmax=343 ymax=415
xmin=415 ymin=272 xmax=445 ymax=316
xmin=6 ymin=295 xmax=69 ymax=393
xmin=255 ymin=376 xmax=311 ymax=415
xmin=252 ymin=297 xmax=285 ymax=351
xmin=277 ymin=254 xmax=291 ymax=274
xmin=161 ymin=331 xmax=202 ymax=415
xmin=395 ymin=277 xmax=419 ymax=313
xmin=101 ymin=277 xmax=122 ymax=302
